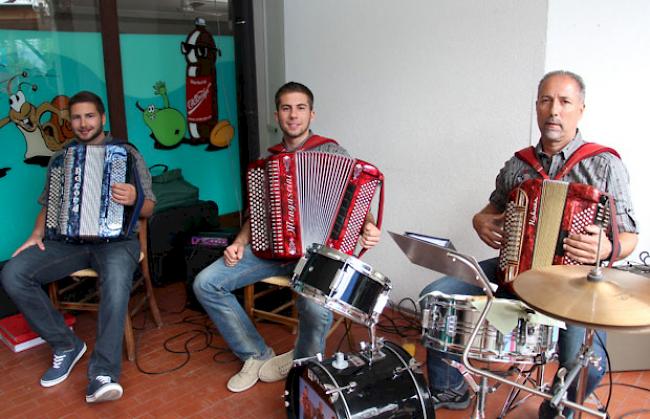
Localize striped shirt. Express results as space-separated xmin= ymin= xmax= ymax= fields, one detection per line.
xmin=489 ymin=132 xmax=637 ymax=233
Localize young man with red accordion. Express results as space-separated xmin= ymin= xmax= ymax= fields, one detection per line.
xmin=193 ymin=82 xmax=381 ymax=393
xmin=420 ymin=71 xmax=638 ymax=417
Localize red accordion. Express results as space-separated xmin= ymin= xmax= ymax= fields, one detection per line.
xmin=246 ymin=151 xmax=384 ymax=260
xmin=497 ymin=179 xmax=612 ymax=290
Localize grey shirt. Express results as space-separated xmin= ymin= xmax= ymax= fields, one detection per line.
xmin=489 ymin=132 xmax=637 ymax=233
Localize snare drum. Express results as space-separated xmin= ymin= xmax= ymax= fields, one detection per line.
xmin=421 ymin=292 xmax=558 ymax=364
xmin=292 ymin=244 xmax=391 ymax=326
xmin=285 ymin=341 xmax=435 ymax=419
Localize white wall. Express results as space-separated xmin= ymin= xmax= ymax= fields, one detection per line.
xmin=546 ymin=0 xmax=650 ymax=263
xmin=279 ymin=0 xmax=548 ymax=304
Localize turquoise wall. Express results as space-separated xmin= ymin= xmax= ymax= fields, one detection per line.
xmin=0 ymin=29 xmax=242 ymax=260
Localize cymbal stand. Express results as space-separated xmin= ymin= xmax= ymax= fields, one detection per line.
xmin=443 ymin=251 xmax=606 ymax=418
xmin=497 ymin=362 xmax=550 ymax=419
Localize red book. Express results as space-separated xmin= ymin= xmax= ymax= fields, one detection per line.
xmin=0 ymin=313 xmax=76 ymax=353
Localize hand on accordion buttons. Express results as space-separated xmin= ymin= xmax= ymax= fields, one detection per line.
xmin=563 ymin=224 xmax=612 ymax=264
xmin=111 ymin=183 xmax=137 ymax=206
xmin=473 ymin=212 xmax=505 ymax=249
xmin=360 ymin=222 xmax=381 ymax=249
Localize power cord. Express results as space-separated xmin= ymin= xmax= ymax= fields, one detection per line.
xmin=132 ymin=304 xmax=235 ymax=376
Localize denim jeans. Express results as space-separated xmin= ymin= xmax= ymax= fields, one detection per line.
xmin=1 ymin=238 xmax=141 ymax=382
xmin=420 ymin=257 xmax=607 ymax=403
xmin=192 ymin=245 xmax=333 ymax=361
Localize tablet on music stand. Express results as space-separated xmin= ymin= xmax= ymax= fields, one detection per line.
xmin=389 ymin=231 xmax=490 ymax=290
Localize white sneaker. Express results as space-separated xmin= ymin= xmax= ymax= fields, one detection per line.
xmin=259 ymin=350 xmax=294 ymax=383
xmin=226 ymin=354 xmax=272 ymax=393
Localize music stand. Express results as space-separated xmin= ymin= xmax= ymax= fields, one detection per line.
xmin=389 ymin=232 xmax=607 ymax=419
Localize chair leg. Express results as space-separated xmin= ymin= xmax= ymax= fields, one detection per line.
xmin=244 ymin=284 xmax=255 ymax=320
xmin=290 ymin=292 xmax=298 ymax=334
xmin=123 ymin=313 xmax=136 ymax=362
xmin=141 ymin=263 xmax=162 ymax=328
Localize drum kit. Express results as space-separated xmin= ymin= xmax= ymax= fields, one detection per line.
xmin=285 ymin=243 xmax=435 ymax=418
xmin=283 ymin=236 xmax=650 ymax=419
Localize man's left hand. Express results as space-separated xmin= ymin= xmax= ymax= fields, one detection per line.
xmin=360 ymin=222 xmax=381 ymax=249
xmin=563 ymin=224 xmax=612 ymax=264
xmin=111 ymin=183 xmax=137 ymax=206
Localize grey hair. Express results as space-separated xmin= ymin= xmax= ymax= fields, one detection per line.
xmin=538 ymin=70 xmax=586 ymax=102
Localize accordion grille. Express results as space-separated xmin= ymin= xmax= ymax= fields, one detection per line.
xmin=295 ymin=152 xmax=353 ymax=252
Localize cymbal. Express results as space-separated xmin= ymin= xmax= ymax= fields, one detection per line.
xmin=513 ymin=265 xmax=650 ymax=331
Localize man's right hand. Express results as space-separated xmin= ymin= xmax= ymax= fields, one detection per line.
xmin=472 ymin=211 xmax=505 ymax=249
xmin=12 ymin=235 xmax=45 ymax=257
xmin=223 ymin=241 xmax=245 ymax=267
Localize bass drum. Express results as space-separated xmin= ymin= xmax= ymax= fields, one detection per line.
xmin=285 ymin=342 xmax=434 ymax=419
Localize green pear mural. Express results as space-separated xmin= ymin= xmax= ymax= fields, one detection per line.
xmin=136 ymin=81 xmax=186 ymax=149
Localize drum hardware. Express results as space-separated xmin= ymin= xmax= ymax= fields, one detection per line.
xmin=324 ymin=381 xmax=358 ymax=395
xmin=293 ymin=353 xmax=323 ymax=367
xmin=389 ymin=232 xmax=608 ymax=419
xmin=358 ymin=333 xmax=387 ymax=363
xmin=331 ymin=352 xmax=349 ymax=370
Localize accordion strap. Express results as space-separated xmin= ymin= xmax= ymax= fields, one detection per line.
xmin=267 ymin=135 xmax=339 ymax=154
xmin=514 ymin=142 xmax=620 ymax=180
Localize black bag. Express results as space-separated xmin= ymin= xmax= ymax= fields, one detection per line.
xmin=150 ymin=164 xmax=199 ymax=214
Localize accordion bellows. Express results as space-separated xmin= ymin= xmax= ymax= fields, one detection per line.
xmin=45 ymin=144 xmax=132 ymax=241
xmin=247 ymin=151 xmax=384 ymax=260
xmin=497 ymin=178 xmax=610 ymax=290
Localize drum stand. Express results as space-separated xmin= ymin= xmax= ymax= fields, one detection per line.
xmin=448 ymin=252 xmax=606 ymax=419
xmin=497 ymin=362 xmax=550 ymax=419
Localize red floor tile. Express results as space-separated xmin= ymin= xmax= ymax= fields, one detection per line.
xmin=1 ymin=281 xmax=649 ymax=418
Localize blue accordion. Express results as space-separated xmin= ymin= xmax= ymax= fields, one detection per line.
xmin=45 ymin=144 xmax=140 ymax=241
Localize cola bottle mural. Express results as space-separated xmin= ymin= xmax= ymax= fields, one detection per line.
xmin=182 ymin=17 xmax=220 ymax=144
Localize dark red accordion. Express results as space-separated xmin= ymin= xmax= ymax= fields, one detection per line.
xmin=497 ymin=179 xmax=610 ymax=290
xmin=246 ymin=151 xmax=384 ymax=260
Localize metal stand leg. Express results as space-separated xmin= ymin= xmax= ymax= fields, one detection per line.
xmin=498 ymin=363 xmax=549 ymax=418
xmin=471 ymin=376 xmax=489 ymax=419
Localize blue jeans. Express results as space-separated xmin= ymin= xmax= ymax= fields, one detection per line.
xmin=192 ymin=245 xmax=333 ymax=361
xmin=1 ymin=238 xmax=141 ymax=382
xmin=420 ymin=258 xmax=607 ymax=403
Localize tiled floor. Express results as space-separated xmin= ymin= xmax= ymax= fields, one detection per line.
xmin=1 ymin=282 xmax=649 ymax=418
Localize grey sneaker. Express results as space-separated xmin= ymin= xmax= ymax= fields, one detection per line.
xmin=259 ymin=350 xmax=294 ymax=383
xmin=227 ymin=354 xmax=273 ymax=393
xmin=40 ymin=340 xmax=87 ymax=387
xmin=86 ymin=376 xmax=123 ymax=403
xmin=432 ymin=385 xmax=471 ymax=410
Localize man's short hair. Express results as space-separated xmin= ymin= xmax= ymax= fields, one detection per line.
xmin=274 ymin=82 xmax=314 ymax=110
xmin=68 ymin=91 xmax=106 ymax=115
xmin=538 ymin=70 xmax=586 ymax=102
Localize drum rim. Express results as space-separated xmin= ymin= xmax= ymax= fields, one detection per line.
xmin=308 ymin=243 xmax=391 ymax=286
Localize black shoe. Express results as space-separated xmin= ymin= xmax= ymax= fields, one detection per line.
xmin=86 ymin=375 xmax=123 ymax=403
xmin=431 ymin=386 xmax=471 ymax=410
xmin=538 ymin=400 xmax=574 ymax=419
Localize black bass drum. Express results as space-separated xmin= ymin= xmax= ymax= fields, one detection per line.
xmin=285 ymin=341 xmax=434 ymax=418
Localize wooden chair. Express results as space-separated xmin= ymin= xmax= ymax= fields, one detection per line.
xmin=244 ymin=275 xmax=353 ymax=345
xmin=48 ymin=219 xmax=163 ymax=361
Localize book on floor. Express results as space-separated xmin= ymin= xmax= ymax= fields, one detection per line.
xmin=0 ymin=312 xmax=76 ymax=353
